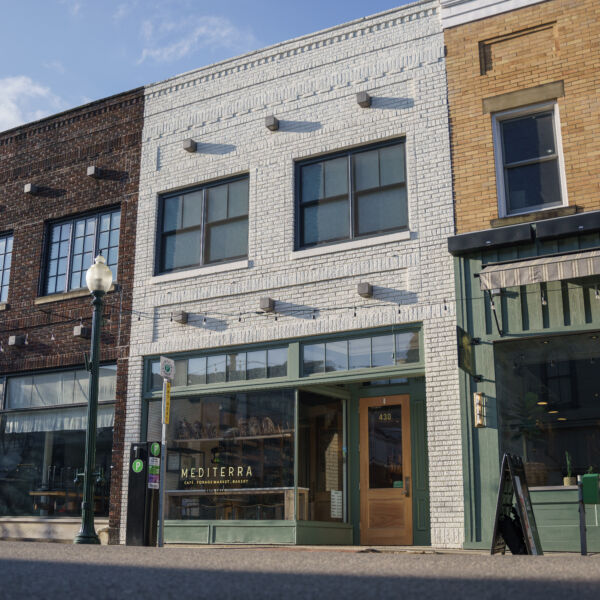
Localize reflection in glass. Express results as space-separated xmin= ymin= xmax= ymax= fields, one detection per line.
xmin=325 ymin=341 xmax=348 ymax=372
xmin=372 ymin=335 xmax=394 ymax=368
xmin=0 ymin=412 xmax=114 ymax=516
xmin=267 ymin=348 xmax=287 ymax=378
xmin=188 ymin=358 xmax=207 ymax=386
xmin=349 ymin=338 xmax=371 ymax=370
xmin=298 ymin=392 xmax=344 ymax=521
xmin=368 ymin=405 xmax=403 ymax=489
xmin=304 ymin=344 xmax=325 ymax=375
xmin=164 ymin=390 xmax=294 ymax=520
xmin=227 ymin=353 xmax=246 ymax=382
xmin=495 ymin=333 xmax=600 ymax=486
xmin=395 ymin=332 xmax=420 ymax=364
xmin=246 ymin=351 xmax=267 ymax=380
xmin=206 ymin=355 xmax=226 ymax=384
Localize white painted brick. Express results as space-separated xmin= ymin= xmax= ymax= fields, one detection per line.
xmin=122 ymin=0 xmax=463 ymax=548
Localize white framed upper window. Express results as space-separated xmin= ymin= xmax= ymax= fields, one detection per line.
xmin=493 ymin=102 xmax=568 ymax=218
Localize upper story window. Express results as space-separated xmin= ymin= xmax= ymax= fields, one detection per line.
xmin=45 ymin=209 xmax=120 ymax=295
xmin=157 ymin=176 xmax=248 ymax=274
xmin=296 ymin=139 xmax=407 ymax=249
xmin=0 ymin=234 xmax=13 ymax=303
xmin=493 ymin=103 xmax=567 ymax=217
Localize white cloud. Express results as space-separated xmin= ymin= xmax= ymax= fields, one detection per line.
xmin=137 ymin=16 xmax=258 ymax=64
xmin=113 ymin=1 xmax=137 ymax=21
xmin=0 ymin=76 xmax=67 ymax=132
xmin=59 ymin=0 xmax=82 ymax=16
xmin=42 ymin=60 xmax=66 ymax=75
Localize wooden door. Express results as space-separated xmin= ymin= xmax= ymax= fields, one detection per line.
xmin=359 ymin=395 xmax=412 ymax=545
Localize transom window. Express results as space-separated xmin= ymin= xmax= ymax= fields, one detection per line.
xmin=157 ymin=176 xmax=248 ymax=274
xmin=0 ymin=234 xmax=13 ymax=303
xmin=494 ymin=103 xmax=566 ymax=216
xmin=45 ymin=210 xmax=120 ymax=295
xmin=297 ymin=140 xmax=407 ymax=249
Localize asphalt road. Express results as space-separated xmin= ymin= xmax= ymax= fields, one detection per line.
xmin=1 ymin=542 xmax=598 ymax=599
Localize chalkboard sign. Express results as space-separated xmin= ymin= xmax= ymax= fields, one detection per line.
xmin=491 ymin=453 xmax=543 ymax=555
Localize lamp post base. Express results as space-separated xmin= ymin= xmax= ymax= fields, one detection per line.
xmin=74 ymin=531 xmax=101 ymax=545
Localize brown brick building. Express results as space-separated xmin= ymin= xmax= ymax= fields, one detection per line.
xmin=444 ymin=0 xmax=600 ymax=552
xmin=0 ymin=89 xmax=143 ymax=543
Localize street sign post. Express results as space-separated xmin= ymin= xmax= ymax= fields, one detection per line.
xmin=157 ymin=357 xmax=175 ymax=548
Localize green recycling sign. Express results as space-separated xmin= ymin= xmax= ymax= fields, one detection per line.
xmin=160 ymin=356 xmax=175 ymax=381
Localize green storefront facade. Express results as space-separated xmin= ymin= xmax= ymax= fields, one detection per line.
xmin=450 ymin=210 xmax=600 ymax=552
xmin=140 ymin=326 xmax=431 ymax=546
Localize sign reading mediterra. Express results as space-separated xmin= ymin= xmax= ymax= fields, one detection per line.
xmin=182 ymin=465 xmax=253 ymax=479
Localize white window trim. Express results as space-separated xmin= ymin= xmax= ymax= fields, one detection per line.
xmin=493 ymin=101 xmax=568 ymax=219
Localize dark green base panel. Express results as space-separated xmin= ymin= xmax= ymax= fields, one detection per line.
xmin=165 ymin=520 xmax=354 ymax=545
xmin=464 ymin=489 xmax=600 ymax=553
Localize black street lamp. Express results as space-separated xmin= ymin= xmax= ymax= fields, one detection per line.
xmin=74 ymin=256 xmax=113 ymax=545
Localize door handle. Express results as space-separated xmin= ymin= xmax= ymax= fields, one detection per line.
xmin=403 ymin=476 xmax=411 ymax=497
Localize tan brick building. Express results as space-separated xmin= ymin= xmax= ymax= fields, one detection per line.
xmin=445 ymin=0 xmax=600 ymax=233
xmin=444 ymin=0 xmax=600 ymax=552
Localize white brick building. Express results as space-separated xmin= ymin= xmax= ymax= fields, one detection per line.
xmin=123 ymin=0 xmax=463 ymax=548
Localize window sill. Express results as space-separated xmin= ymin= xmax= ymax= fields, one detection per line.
xmin=0 ymin=302 xmax=8 ymax=311
xmin=291 ymin=230 xmax=411 ymax=260
xmin=34 ymin=284 xmax=117 ymax=305
xmin=150 ymin=259 xmax=250 ymax=284
xmin=491 ymin=206 xmax=576 ymax=228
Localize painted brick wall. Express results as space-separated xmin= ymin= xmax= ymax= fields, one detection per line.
xmin=124 ymin=1 xmax=464 ymax=548
xmin=0 ymin=88 xmax=144 ymax=543
xmin=445 ymin=0 xmax=600 ymax=233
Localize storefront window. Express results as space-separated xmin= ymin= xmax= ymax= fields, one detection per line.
xmin=298 ymin=393 xmax=344 ymax=521
xmin=149 ymin=348 xmax=288 ymax=390
xmin=303 ymin=330 xmax=420 ymax=375
xmin=163 ymin=390 xmax=295 ymax=520
xmin=495 ymin=334 xmax=600 ymax=486
xmin=0 ymin=366 xmax=116 ymax=517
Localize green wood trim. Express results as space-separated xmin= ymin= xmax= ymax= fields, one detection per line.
xmin=163 ymin=520 xmax=354 ymax=545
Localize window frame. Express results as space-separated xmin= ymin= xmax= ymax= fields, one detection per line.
xmin=0 ymin=232 xmax=13 ymax=304
xmin=294 ymin=138 xmax=408 ymax=250
xmin=493 ymin=102 xmax=568 ymax=218
xmin=155 ymin=174 xmax=249 ymax=275
xmin=41 ymin=207 xmax=120 ymax=296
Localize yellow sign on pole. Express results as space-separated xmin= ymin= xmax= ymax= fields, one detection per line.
xmin=163 ymin=381 xmax=171 ymax=425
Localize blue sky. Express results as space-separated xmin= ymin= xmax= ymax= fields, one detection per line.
xmin=0 ymin=0 xmax=414 ymax=132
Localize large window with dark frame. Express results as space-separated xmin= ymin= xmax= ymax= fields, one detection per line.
xmin=157 ymin=176 xmax=249 ymax=274
xmin=44 ymin=209 xmax=120 ymax=295
xmin=0 ymin=234 xmax=13 ymax=303
xmin=296 ymin=139 xmax=407 ymax=249
xmin=493 ymin=103 xmax=566 ymax=217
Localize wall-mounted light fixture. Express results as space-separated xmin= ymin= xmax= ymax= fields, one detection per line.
xmin=182 ymin=139 xmax=197 ymax=153
xmin=8 ymin=335 xmax=26 ymax=347
xmin=357 ymin=282 xmax=373 ymax=298
xmin=172 ymin=311 xmax=188 ymax=324
xmin=73 ymin=325 xmax=91 ymax=339
xmin=87 ymin=166 xmax=102 ymax=178
xmin=265 ymin=115 xmax=279 ymax=131
xmin=259 ymin=297 xmax=275 ymax=313
xmin=473 ymin=392 xmax=485 ymax=428
xmin=356 ymin=91 xmax=372 ymax=108
xmin=24 ymin=183 xmax=38 ymax=194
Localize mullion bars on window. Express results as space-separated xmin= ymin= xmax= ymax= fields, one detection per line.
xmin=46 ymin=210 xmax=120 ymax=295
xmin=499 ymin=109 xmax=562 ymax=214
xmin=0 ymin=235 xmax=13 ymax=303
xmin=298 ymin=140 xmax=407 ymax=249
xmin=159 ymin=176 xmax=248 ymax=273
